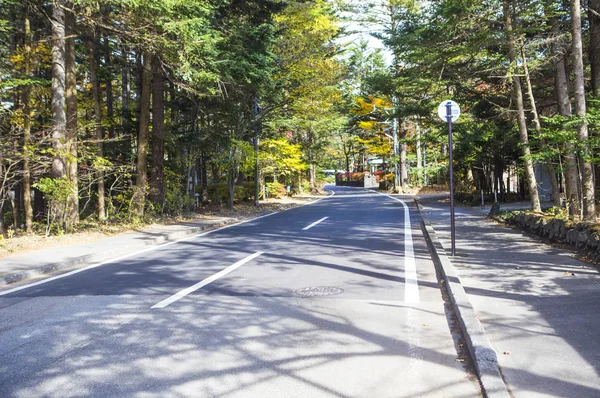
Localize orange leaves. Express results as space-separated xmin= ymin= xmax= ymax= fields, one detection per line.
xmin=352 ymin=95 xmax=392 ymax=116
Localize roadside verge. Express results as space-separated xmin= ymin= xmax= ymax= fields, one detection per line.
xmin=415 ymin=199 xmax=511 ymax=398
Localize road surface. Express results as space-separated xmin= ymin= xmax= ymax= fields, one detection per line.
xmin=0 ymin=186 xmax=481 ymax=397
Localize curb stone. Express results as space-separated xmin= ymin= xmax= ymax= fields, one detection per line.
xmin=415 ymin=199 xmax=511 ymax=398
xmin=0 ymin=217 xmax=243 ymax=287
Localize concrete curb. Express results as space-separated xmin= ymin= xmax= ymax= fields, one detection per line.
xmin=415 ymin=199 xmax=511 ymax=398
xmin=0 ymin=218 xmax=241 ymax=287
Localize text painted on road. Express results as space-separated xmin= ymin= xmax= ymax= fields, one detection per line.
xmin=302 ymin=217 xmax=329 ymax=231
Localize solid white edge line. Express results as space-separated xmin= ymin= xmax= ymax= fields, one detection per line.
xmin=0 ymin=189 xmax=337 ymax=297
xmin=378 ymin=192 xmax=420 ymax=304
xmin=0 ymin=215 xmax=269 ymax=297
xmin=302 ymin=216 xmax=329 ymax=231
xmin=151 ymin=251 xmax=264 ymax=309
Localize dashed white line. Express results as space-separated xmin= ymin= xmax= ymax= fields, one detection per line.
xmin=151 ymin=251 xmax=264 ymax=309
xmin=0 ymin=214 xmax=276 ymax=297
xmin=302 ymin=217 xmax=329 ymax=231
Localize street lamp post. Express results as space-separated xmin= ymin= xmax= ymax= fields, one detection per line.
xmin=446 ymin=102 xmax=456 ymax=257
xmin=437 ymin=100 xmax=460 ymax=256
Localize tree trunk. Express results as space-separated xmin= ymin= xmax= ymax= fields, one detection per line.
xmin=150 ymin=56 xmax=165 ymax=206
xmin=186 ymin=148 xmax=193 ymax=197
xmin=309 ymin=163 xmax=316 ymax=192
xmin=399 ymin=122 xmax=408 ymax=190
xmin=22 ymin=9 xmax=33 ymax=233
xmin=201 ymin=151 xmax=208 ymax=205
xmin=135 ymin=51 xmax=143 ymax=137
xmin=132 ymin=51 xmax=152 ymax=219
xmin=228 ymin=167 xmax=235 ymax=209
xmin=0 ymin=201 xmax=4 ymax=237
xmin=571 ymin=0 xmax=596 ymax=220
xmin=88 ymin=35 xmax=105 ymax=219
xmin=345 ymin=153 xmax=350 ymax=180
xmin=588 ymin=0 xmax=600 ymax=214
xmin=102 ymin=16 xmax=115 ymax=139
xmin=121 ymin=49 xmax=130 ymax=136
xmin=51 ymin=0 xmax=66 ymax=179
xmin=416 ymin=123 xmax=422 ymax=185
xmin=589 ymin=0 xmax=600 ymax=96
xmin=547 ymin=0 xmax=579 ymax=214
xmin=503 ymin=0 xmax=541 ymax=212
xmin=520 ymin=41 xmax=561 ymax=207
xmin=65 ymin=8 xmax=78 ymax=227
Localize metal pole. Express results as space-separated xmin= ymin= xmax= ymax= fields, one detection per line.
xmin=392 ymin=96 xmax=399 ymax=190
xmin=446 ymin=103 xmax=456 ymax=256
xmin=424 ymin=145 xmax=427 ymax=185
xmin=393 ymin=117 xmax=399 ymax=189
xmin=253 ymin=97 xmax=260 ymax=207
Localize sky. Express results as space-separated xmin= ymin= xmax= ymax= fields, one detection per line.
xmin=336 ymin=0 xmax=394 ymax=66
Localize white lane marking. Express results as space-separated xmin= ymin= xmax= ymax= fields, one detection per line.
xmin=322 ymin=193 xmax=380 ymax=198
xmin=0 ymin=213 xmax=277 ymax=297
xmin=151 ymin=251 xmax=264 ymax=309
xmin=379 ymin=193 xmax=420 ymax=304
xmin=302 ymin=217 xmax=329 ymax=231
xmin=0 ymin=190 xmax=337 ymax=296
xmin=304 ymin=188 xmax=335 ymax=205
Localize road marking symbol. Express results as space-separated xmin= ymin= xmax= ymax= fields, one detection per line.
xmin=302 ymin=216 xmax=329 ymax=231
xmin=151 ymin=251 xmax=264 ymax=309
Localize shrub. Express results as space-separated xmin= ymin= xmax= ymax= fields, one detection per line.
xmin=291 ymin=180 xmax=310 ymax=195
xmin=33 ymin=176 xmax=76 ymax=235
xmin=380 ymin=173 xmax=395 ymax=182
xmin=266 ymin=182 xmax=286 ymax=198
xmin=300 ymin=180 xmax=311 ymax=193
xmin=207 ymin=183 xmax=229 ymax=204
xmin=241 ymin=181 xmax=256 ymax=201
xmin=163 ymin=169 xmax=194 ymax=215
xmin=350 ymin=172 xmax=368 ymax=181
xmin=204 ymin=182 xmax=256 ymax=204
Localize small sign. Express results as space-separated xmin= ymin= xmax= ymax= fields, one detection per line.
xmin=437 ymin=100 xmax=460 ymax=123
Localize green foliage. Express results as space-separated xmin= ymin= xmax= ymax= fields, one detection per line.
xmin=265 ymin=181 xmax=286 ymax=198
xmin=267 ymin=0 xmax=344 ymax=175
xmin=260 ymin=138 xmax=306 ymax=181
xmin=106 ymin=189 xmax=134 ymax=220
xmin=301 ymin=179 xmax=311 ymax=193
xmin=34 ymin=177 xmax=72 ymax=204
xmin=206 ymin=182 xmax=255 ymax=203
xmin=5 ymin=0 xmax=594 ymax=236
xmin=33 ymin=177 xmax=76 ymax=235
xmin=163 ymin=168 xmax=194 ymax=215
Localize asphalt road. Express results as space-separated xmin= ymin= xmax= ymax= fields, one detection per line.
xmin=0 ymin=186 xmax=481 ymax=397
